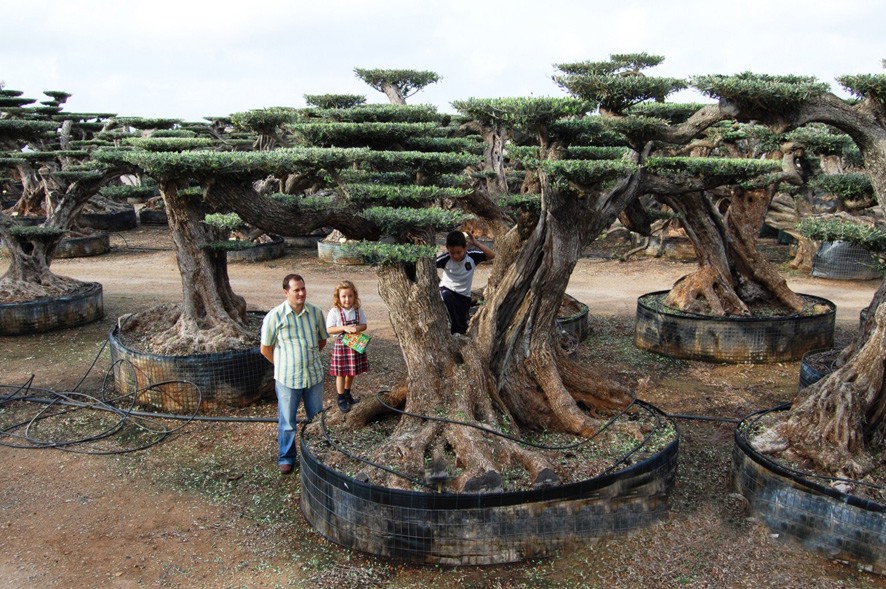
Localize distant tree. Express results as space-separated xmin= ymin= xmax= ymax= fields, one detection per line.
xmin=694 ymin=67 xmax=886 ymax=476
xmin=0 ymin=88 xmax=120 ymax=301
xmin=354 ymin=68 xmax=440 ymax=104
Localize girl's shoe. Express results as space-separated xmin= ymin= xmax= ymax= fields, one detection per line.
xmin=337 ymin=395 xmax=351 ymax=413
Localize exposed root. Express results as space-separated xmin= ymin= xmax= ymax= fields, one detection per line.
xmin=559 ymin=353 xmax=634 ymax=416
xmin=334 ymin=384 xmax=407 ymax=428
xmin=756 ymin=303 xmax=886 ymax=478
xmin=0 ymin=275 xmax=90 ymax=302
xmin=665 ymin=266 xmax=749 ymax=316
xmin=527 ymin=345 xmax=600 ymax=437
xmin=117 ymin=303 xmax=258 ymax=355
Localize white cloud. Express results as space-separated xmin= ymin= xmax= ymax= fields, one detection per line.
xmin=3 ymin=0 xmax=884 ymax=119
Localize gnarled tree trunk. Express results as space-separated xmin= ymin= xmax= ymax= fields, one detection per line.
xmin=0 ymin=166 xmax=110 ymax=300
xmin=124 ymin=181 xmax=251 ymax=355
xmin=661 ymin=186 xmax=803 ymax=315
xmin=757 ymin=299 xmax=886 ymax=477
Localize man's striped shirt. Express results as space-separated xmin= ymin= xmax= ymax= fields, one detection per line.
xmin=261 ymin=301 xmax=328 ymax=388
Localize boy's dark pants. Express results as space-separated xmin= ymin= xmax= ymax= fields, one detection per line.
xmin=440 ymin=287 xmax=471 ymax=334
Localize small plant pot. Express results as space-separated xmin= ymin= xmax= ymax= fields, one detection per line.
xmin=108 ymin=316 xmax=274 ymax=412
xmin=634 ymin=291 xmax=836 ymax=363
xmin=317 ymin=241 xmax=366 ymax=265
xmin=54 ymin=232 xmax=111 ymax=258
xmin=226 ymin=235 xmax=286 ymax=263
xmin=734 ymin=410 xmax=886 ymax=574
xmin=299 ymin=401 xmax=679 ymax=565
xmin=0 ymin=282 xmax=104 ymax=335
xmin=798 ymin=348 xmax=838 ymax=389
xmin=811 ymin=240 xmax=881 ymax=281
xmin=557 ymin=295 xmax=590 ymax=342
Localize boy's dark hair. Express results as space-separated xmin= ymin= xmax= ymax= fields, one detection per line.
xmin=445 ymin=230 xmax=467 ymax=248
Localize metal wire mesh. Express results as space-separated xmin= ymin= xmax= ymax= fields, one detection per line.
xmin=812 ymin=240 xmax=882 ymax=281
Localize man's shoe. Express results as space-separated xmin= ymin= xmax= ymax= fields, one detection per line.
xmin=337 ymin=395 xmax=351 ymax=413
xmin=279 ymin=463 xmax=293 ymax=475
xmin=343 ymin=391 xmax=357 ymax=405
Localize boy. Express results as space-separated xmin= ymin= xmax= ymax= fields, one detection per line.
xmin=436 ymin=230 xmax=495 ymax=334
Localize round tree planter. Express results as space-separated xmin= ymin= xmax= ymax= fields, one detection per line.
xmin=812 ymin=241 xmax=881 ymax=281
xmin=137 ymin=208 xmax=168 ymax=226
xmin=798 ymin=348 xmax=838 ymax=389
xmin=108 ymin=320 xmax=274 ymax=412
xmin=557 ymin=297 xmax=590 ymax=342
xmin=634 ymin=291 xmax=835 ymax=363
xmin=733 ymin=413 xmax=885 ymax=574
xmin=227 ymin=236 xmax=286 ymax=263
xmin=54 ymin=232 xmax=111 ymax=258
xmin=287 ymin=234 xmax=326 ymax=248
xmin=299 ymin=402 xmax=679 ymax=565
xmin=0 ymin=282 xmax=103 ymax=335
xmin=317 ymin=241 xmax=366 ymax=265
xmin=78 ymin=207 xmax=138 ymax=231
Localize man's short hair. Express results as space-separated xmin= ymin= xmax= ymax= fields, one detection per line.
xmin=282 ymin=273 xmax=305 ymax=290
xmin=445 ymin=230 xmax=467 ymax=248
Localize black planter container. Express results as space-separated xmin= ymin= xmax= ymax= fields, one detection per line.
xmin=54 ymin=232 xmax=111 ymax=258
xmin=108 ymin=317 xmax=274 ymax=412
xmin=733 ymin=411 xmax=885 ymax=574
xmin=557 ymin=296 xmax=590 ymax=342
xmin=0 ymin=282 xmax=104 ymax=335
xmin=78 ymin=207 xmax=138 ymax=231
xmin=634 ymin=291 xmax=836 ymax=363
xmin=227 ymin=236 xmax=286 ymax=263
xmin=812 ymin=241 xmax=881 ymax=281
xmin=300 ymin=402 xmax=679 ymax=565
xmin=798 ymin=348 xmax=838 ymax=389
xmin=138 ymin=208 xmax=168 ymax=226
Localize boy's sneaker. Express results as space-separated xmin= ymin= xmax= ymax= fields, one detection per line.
xmin=337 ymin=395 xmax=351 ymax=413
xmin=343 ymin=391 xmax=357 ymax=405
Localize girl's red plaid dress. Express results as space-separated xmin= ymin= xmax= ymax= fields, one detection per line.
xmin=329 ymin=307 xmax=369 ymax=376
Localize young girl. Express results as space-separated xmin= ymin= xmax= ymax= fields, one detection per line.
xmin=326 ymin=280 xmax=369 ymax=413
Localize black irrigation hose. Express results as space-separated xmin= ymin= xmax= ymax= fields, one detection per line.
xmin=316 ymin=409 xmax=434 ymax=491
xmin=315 ymin=390 xmax=669 ymax=488
xmin=0 ymin=375 xmax=203 ymax=454
xmin=667 ymin=413 xmax=742 ymax=424
xmin=372 ymin=390 xmax=646 ymax=451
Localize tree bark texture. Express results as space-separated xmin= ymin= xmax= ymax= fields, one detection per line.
xmin=125 ymin=181 xmax=253 ymax=355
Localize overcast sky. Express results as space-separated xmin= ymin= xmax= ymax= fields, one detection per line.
xmin=3 ymin=0 xmax=884 ymax=122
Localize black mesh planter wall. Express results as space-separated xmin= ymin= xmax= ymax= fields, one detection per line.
xmin=811 ymin=241 xmax=881 ymax=281
xmin=227 ymin=235 xmax=286 ymax=263
xmin=54 ymin=232 xmax=111 ymax=258
xmin=798 ymin=348 xmax=838 ymax=389
xmin=634 ymin=291 xmax=836 ymax=363
xmin=0 ymin=282 xmax=103 ymax=335
xmin=557 ymin=296 xmax=590 ymax=343
xmin=733 ymin=411 xmax=885 ymax=574
xmin=137 ymin=208 xmax=168 ymax=225
xmin=108 ymin=317 xmax=274 ymax=412
xmin=299 ymin=402 xmax=679 ymax=565
xmin=78 ymin=207 xmax=138 ymax=231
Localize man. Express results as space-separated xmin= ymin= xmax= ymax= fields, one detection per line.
xmin=436 ymin=230 xmax=495 ymax=334
xmin=261 ymin=274 xmax=328 ymax=474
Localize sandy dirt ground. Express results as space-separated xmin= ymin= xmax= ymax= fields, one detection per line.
xmin=0 ymin=225 xmax=883 ymax=588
